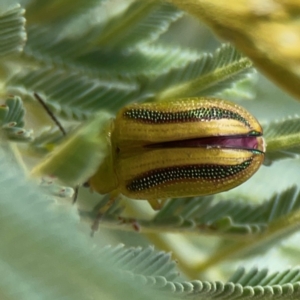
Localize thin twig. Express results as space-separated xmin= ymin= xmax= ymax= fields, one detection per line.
xmin=34 ymin=92 xmax=67 ymax=136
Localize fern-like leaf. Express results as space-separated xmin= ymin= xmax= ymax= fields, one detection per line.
xmin=0 ymin=96 xmax=32 ymax=141
xmin=214 ymin=70 xmax=257 ymax=100
xmin=23 ymin=26 xmax=197 ymax=78
xmin=96 ymin=251 xmax=300 ymax=300
xmin=21 ymin=1 xmax=183 ymax=77
xmin=75 ymin=44 xmax=201 ymax=76
xmin=86 ymin=186 xmax=300 ymax=244
xmin=0 ymin=4 xmax=26 ymax=57
xmin=29 ymin=126 xmax=68 ymax=154
xmin=264 ymin=116 xmax=300 ymax=163
xmin=144 ymin=44 xmax=254 ymax=100
xmin=88 ymin=1 xmax=183 ymax=49
xmin=25 ymin=0 xmax=104 ymax=26
xmin=0 ymin=146 xmax=167 ymax=300
xmin=0 ymin=95 xmax=25 ymax=127
xmin=31 ymin=111 xmax=113 ymax=186
xmin=2 ymin=2 xmax=298 ymax=296
xmin=98 ymin=245 xmax=178 ymax=280
xmin=164 ymin=267 xmax=300 ymax=299
xmin=7 ymin=68 xmax=137 ymax=119
xmin=164 ymin=186 xmax=300 ymax=237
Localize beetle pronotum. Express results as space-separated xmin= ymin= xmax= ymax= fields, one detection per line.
xmin=88 ymin=97 xmax=265 ymax=207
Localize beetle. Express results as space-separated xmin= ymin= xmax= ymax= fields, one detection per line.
xmin=87 ymin=97 xmax=265 ymax=209
xmin=32 ymin=97 xmax=265 ymax=209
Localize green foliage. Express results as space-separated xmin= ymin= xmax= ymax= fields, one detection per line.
xmin=148 ymin=43 xmax=254 ymax=100
xmin=0 ymin=146 xmax=166 ymax=300
xmin=1 ymin=1 xmax=300 ymax=300
xmin=32 ymin=111 xmax=113 ymax=186
xmin=264 ymin=116 xmax=300 ymax=164
xmin=0 ymin=95 xmax=32 ymax=141
xmin=0 ymin=4 xmax=26 ymax=57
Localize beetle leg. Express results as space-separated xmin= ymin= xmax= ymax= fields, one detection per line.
xmin=90 ymin=192 xmax=119 ymax=236
xmin=147 ymin=199 xmax=168 ymax=210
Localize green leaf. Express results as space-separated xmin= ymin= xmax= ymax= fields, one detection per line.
xmin=21 ymin=1 xmax=183 ymax=76
xmin=75 ymin=44 xmax=201 ymax=76
xmin=31 ymin=111 xmax=112 ymax=186
xmin=0 ymin=146 xmax=167 ymax=300
xmin=175 ymin=268 xmax=300 ymax=299
xmin=186 ymin=187 xmax=300 ymax=273
xmin=264 ymin=116 xmax=300 ymax=164
xmin=144 ymin=44 xmax=254 ymax=100
xmin=29 ymin=127 xmax=66 ymax=154
xmin=0 ymin=95 xmax=24 ymax=127
xmin=130 ymin=266 xmax=300 ymax=299
xmin=89 ymin=1 xmax=183 ymax=49
xmin=23 ymin=26 xmax=199 ymax=77
xmin=83 ymin=186 xmax=300 ymax=243
xmin=214 ymin=70 xmax=257 ymax=100
xmin=99 ymin=245 xmax=178 ymax=280
xmin=7 ymin=67 xmax=137 ymax=119
xmin=0 ymin=95 xmax=32 ymax=141
xmin=2 ymin=0 xmax=300 ymax=295
xmin=0 ymin=4 xmax=26 ymax=57
xmin=25 ymin=0 xmax=105 ymax=26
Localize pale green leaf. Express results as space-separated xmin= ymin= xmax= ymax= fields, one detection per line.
xmin=0 ymin=146 xmax=166 ymax=300
xmin=23 ymin=27 xmax=198 ymax=77
xmin=99 ymin=245 xmax=178 ymax=280
xmin=0 ymin=96 xmax=33 ymax=141
xmin=214 ymin=70 xmax=257 ymax=100
xmin=134 ymin=267 xmax=300 ymax=299
xmin=85 ymin=187 xmax=300 ymax=242
xmin=87 ymin=1 xmax=183 ymax=49
xmin=158 ymin=186 xmax=300 ymax=238
xmin=0 ymin=95 xmax=25 ymax=127
xmin=264 ymin=116 xmax=300 ymax=164
xmin=31 ymin=111 xmax=112 ymax=186
xmin=29 ymin=127 xmax=66 ymax=154
xmin=75 ymin=44 xmax=201 ymax=76
xmin=25 ymin=0 xmax=105 ymax=26
xmin=188 ymin=187 xmax=300 ymax=273
xmin=1 ymin=0 xmax=299 ymax=294
xmin=0 ymin=4 xmax=26 ymax=57
xmin=21 ymin=1 xmax=183 ymax=77
xmin=7 ymin=68 xmax=137 ymax=119
xmin=145 ymin=44 xmax=254 ymax=100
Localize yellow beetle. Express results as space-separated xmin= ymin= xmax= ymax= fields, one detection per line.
xmin=32 ymin=97 xmax=265 ymax=209
xmin=88 ymin=97 xmax=265 ymax=206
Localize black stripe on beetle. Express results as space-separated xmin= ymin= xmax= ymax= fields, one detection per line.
xmin=126 ymin=159 xmax=252 ymax=192
xmin=123 ymin=106 xmax=251 ymax=128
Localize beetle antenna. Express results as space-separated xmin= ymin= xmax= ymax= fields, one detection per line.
xmin=34 ymin=93 xmax=67 ymax=136
xmin=34 ymin=93 xmax=80 ymax=204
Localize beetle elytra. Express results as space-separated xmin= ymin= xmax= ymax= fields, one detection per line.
xmin=88 ymin=97 xmax=265 ymax=205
